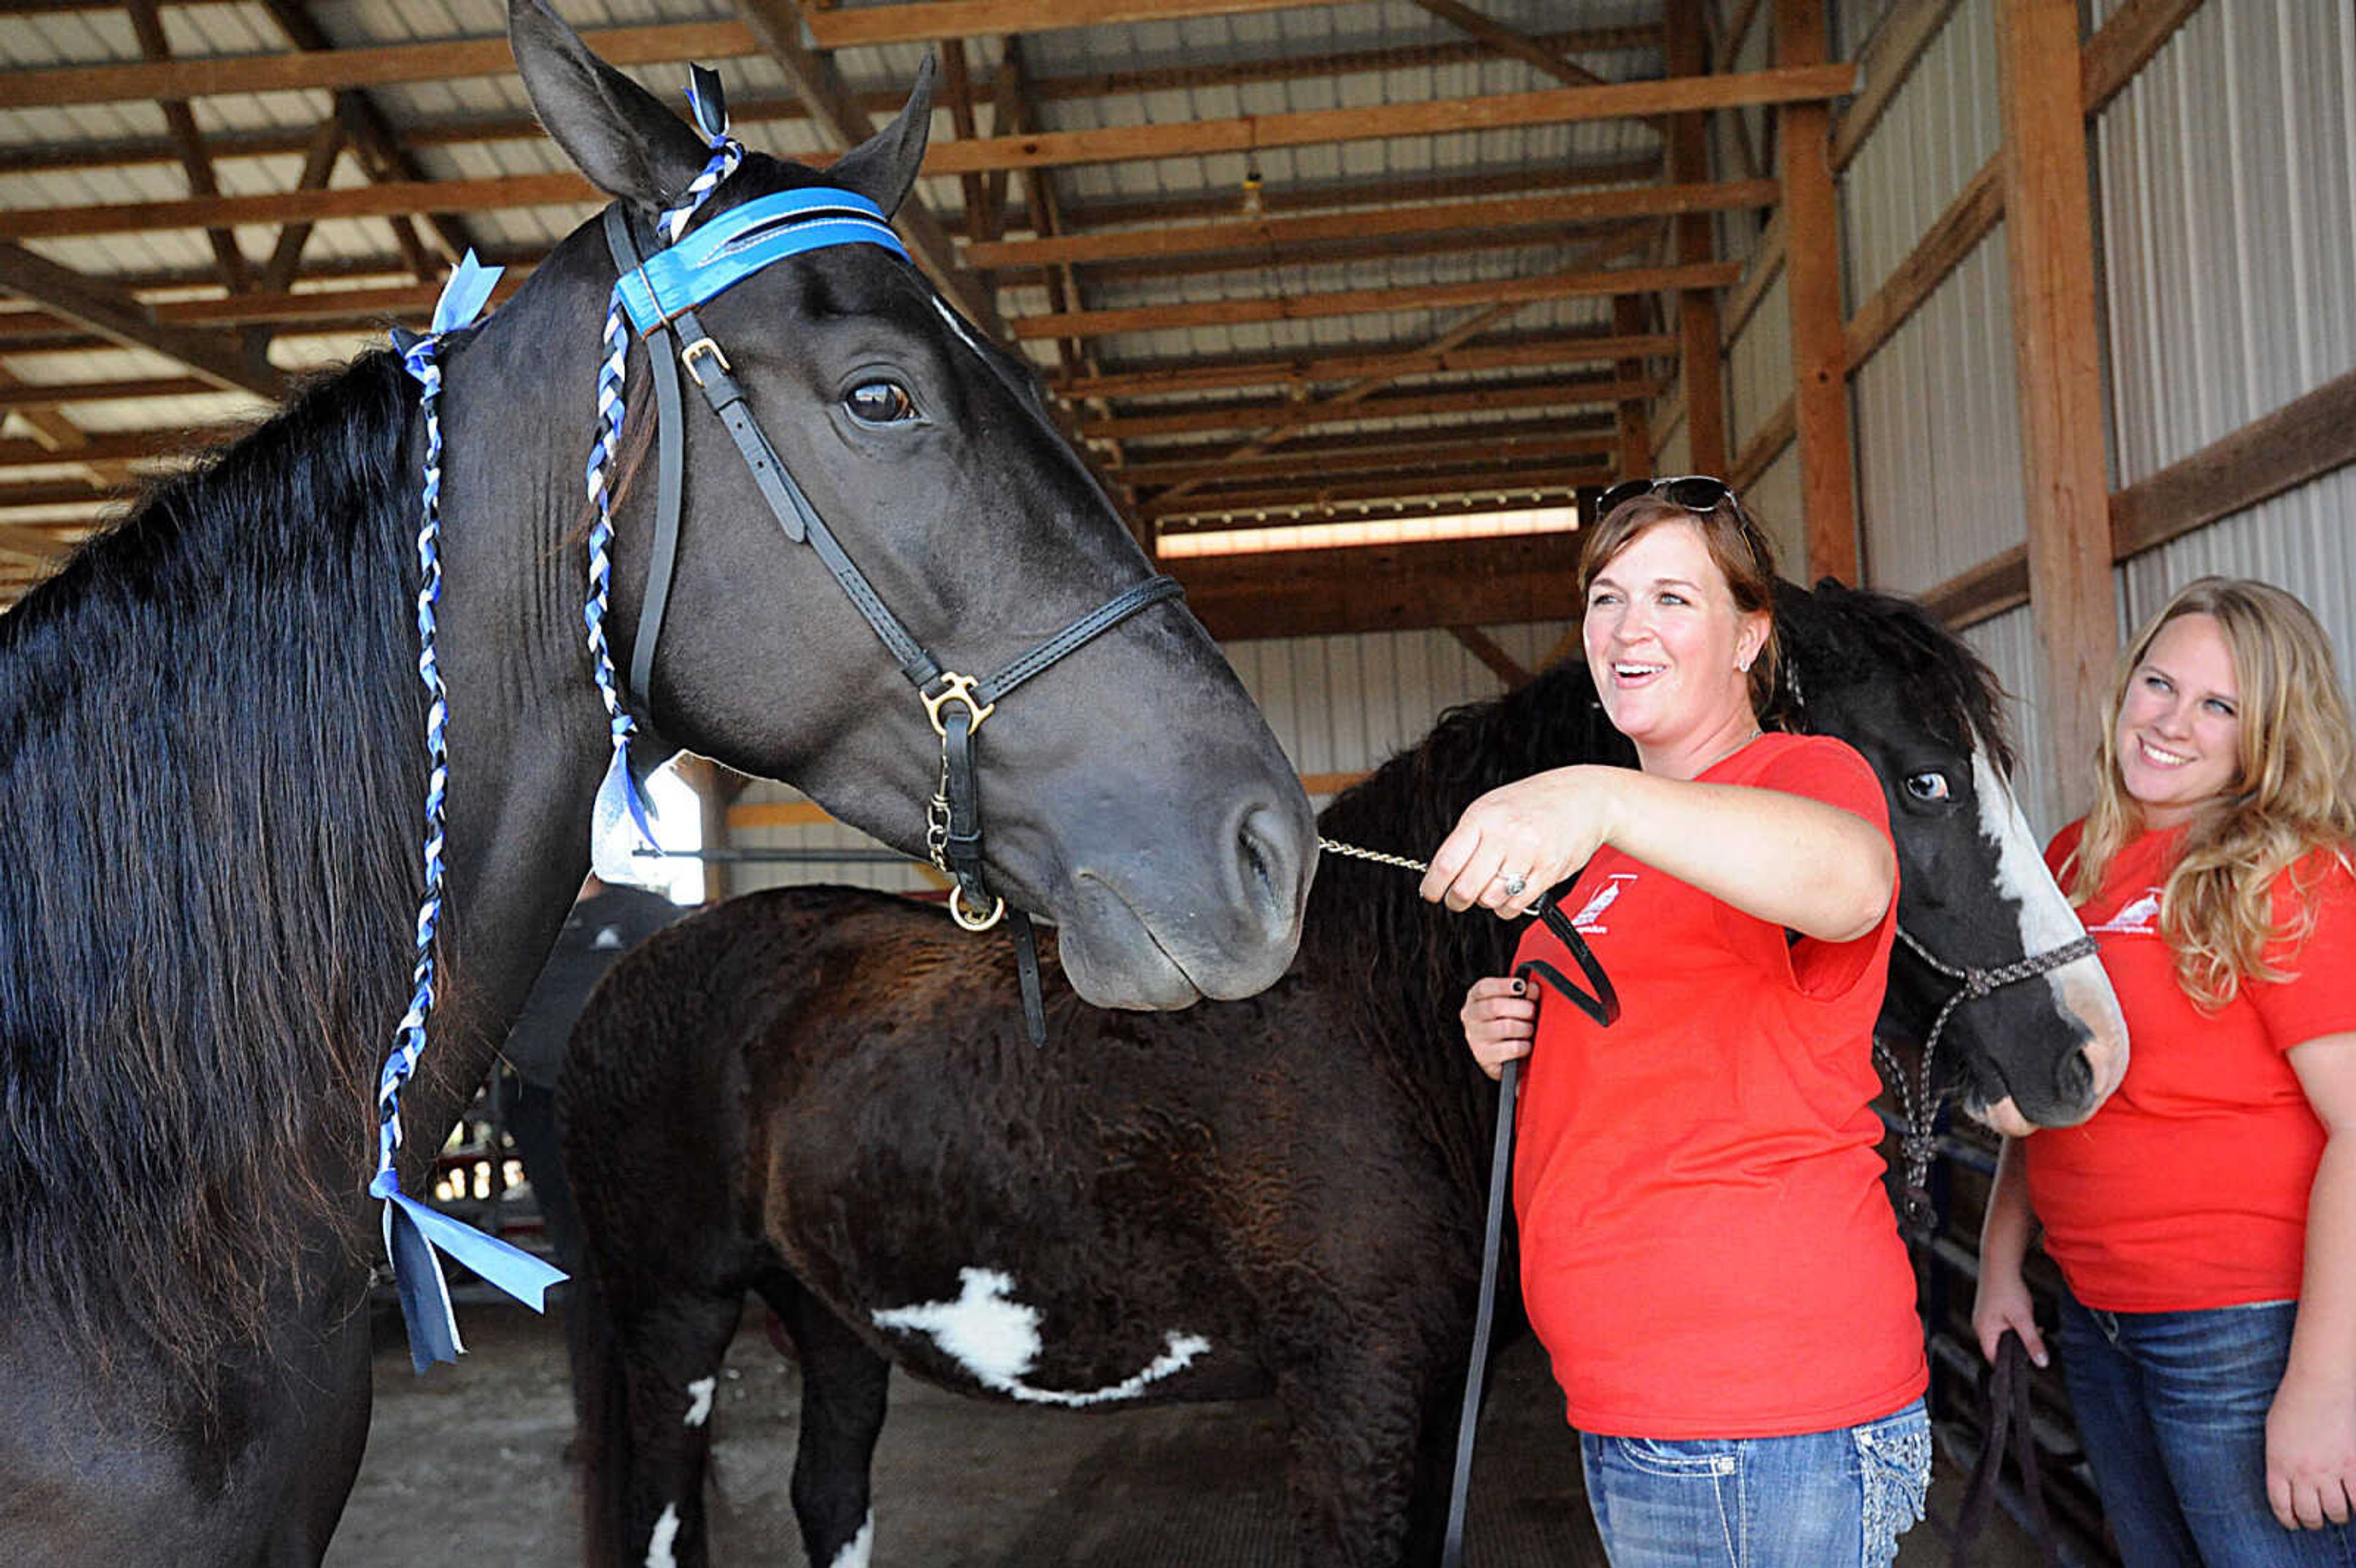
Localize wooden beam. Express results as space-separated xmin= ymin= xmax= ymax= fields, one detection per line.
xmin=125 ymin=0 xmax=250 ymax=293
xmin=1019 ymin=261 xmax=1739 ymax=341
xmin=0 ymin=521 xmax=75 ymax=566
xmin=1159 ymin=490 xmax=1596 ymax=532
xmin=1085 ymin=379 xmax=1660 ymax=440
xmin=1720 ymin=206 xmax=1785 ymax=344
xmin=1841 ymin=155 xmax=2003 ymax=367
xmin=922 ymin=66 xmax=1859 ymax=178
xmin=6 ymin=174 xmax=604 ymax=241
xmin=1775 ymin=0 xmax=1858 ymax=583
xmin=1665 ymin=0 xmax=1727 ymax=475
xmin=1057 ymin=332 xmax=1676 ymax=401
xmin=1611 ymin=294 xmax=1653 ymax=478
xmin=1410 ymin=0 xmax=1609 ymax=88
xmin=799 ymin=0 xmax=1350 ymax=49
xmin=1919 ymin=544 xmax=2030 ymax=629
xmin=1167 ymin=533 xmax=1584 ymax=642
xmin=1144 ymin=460 xmax=1612 ymax=517
xmin=2110 ymin=367 xmax=2356 ymax=559
xmin=0 ymin=245 xmax=279 ymax=400
xmin=0 ymin=425 xmax=241 ymax=472
xmin=1827 ymin=0 xmax=1965 ymax=169
xmin=255 ymin=113 xmax=347 ymax=298
xmin=962 ymin=181 xmax=1776 ymax=271
xmin=1999 ymin=0 xmax=2117 ymax=805
xmin=1450 ymin=625 xmax=1533 ymax=687
xmin=1728 ymin=396 xmax=1795 ymax=492
xmin=0 ymin=375 xmax=220 ymax=411
xmin=1120 ymin=431 xmax=1617 ymax=487
xmin=2081 ymin=0 xmax=2208 ymax=113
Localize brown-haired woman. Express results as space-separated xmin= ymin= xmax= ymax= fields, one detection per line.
xmin=1425 ymin=478 xmax=1930 ymax=1567
xmin=1974 ymin=576 xmax=2356 ymax=1565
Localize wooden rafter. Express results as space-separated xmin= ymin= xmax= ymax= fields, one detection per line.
xmin=1117 ymin=430 xmax=1618 ymax=488
xmin=1409 ymin=0 xmax=1608 ymax=88
xmin=0 ymin=245 xmax=279 ymax=400
xmin=1144 ymin=460 xmax=1611 ymax=518
xmin=1087 ymin=377 xmax=1660 ymax=442
xmin=1057 ymin=331 xmax=1676 ymax=401
xmin=1449 ymin=625 xmax=1533 ymax=687
xmin=123 ymin=0 xmax=249 ymax=294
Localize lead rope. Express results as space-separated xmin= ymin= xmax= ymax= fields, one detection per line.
xmin=1320 ymin=840 xmax=1618 ymax=1568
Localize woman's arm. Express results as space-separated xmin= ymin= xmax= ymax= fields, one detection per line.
xmin=2268 ymin=1031 xmax=2356 ymax=1531
xmin=1971 ymin=1136 xmax=2050 ymax=1366
xmin=1420 ymin=763 xmax=1895 ymax=941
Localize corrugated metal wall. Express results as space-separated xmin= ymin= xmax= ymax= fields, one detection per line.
xmin=1726 ymin=270 xmax=1793 ymax=453
xmin=724 ymin=620 xmax=1573 ymax=895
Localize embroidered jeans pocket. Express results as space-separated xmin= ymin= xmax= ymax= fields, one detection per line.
xmin=1852 ymin=1402 xmax=1931 ymax=1568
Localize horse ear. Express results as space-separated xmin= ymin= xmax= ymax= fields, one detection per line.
xmin=510 ymin=0 xmax=709 ymax=215
xmin=828 ymin=55 xmax=936 ymax=217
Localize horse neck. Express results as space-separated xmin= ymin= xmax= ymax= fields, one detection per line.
xmin=378 ymin=229 xmax=628 ymax=1139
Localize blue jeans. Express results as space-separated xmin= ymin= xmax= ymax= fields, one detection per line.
xmin=1577 ymin=1400 xmax=1930 ymax=1568
xmin=2058 ymin=1293 xmax=2356 ymax=1567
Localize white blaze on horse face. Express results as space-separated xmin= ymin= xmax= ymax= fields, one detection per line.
xmin=827 ymin=1514 xmax=875 ymax=1568
xmin=645 ymin=1502 xmax=682 ymax=1568
xmin=683 ymin=1375 xmax=715 ymax=1427
xmin=871 ymin=1266 xmax=1210 ymax=1407
xmin=1971 ymin=747 xmax=2130 ymax=1121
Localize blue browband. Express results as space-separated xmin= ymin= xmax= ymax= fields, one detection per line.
xmin=613 ymin=186 xmax=910 ymax=333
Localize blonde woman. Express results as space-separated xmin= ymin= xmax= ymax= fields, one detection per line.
xmin=1974 ymin=577 xmax=2356 ymax=1566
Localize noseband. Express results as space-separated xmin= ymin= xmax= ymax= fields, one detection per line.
xmin=591 ymin=82 xmax=1184 ymax=1040
xmin=1874 ymin=926 xmax=2096 ymax=1234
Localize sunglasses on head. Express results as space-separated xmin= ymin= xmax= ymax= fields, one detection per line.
xmin=1596 ymin=474 xmax=1748 ymax=522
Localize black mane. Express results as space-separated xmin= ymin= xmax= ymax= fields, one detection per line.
xmin=1779 ymin=579 xmax=2018 ymax=775
xmin=0 ymin=353 xmax=425 ymax=1378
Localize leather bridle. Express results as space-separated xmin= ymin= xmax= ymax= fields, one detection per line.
xmin=598 ymin=196 xmax=1183 ymax=1044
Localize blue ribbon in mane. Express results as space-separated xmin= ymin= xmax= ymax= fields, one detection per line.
xmin=382 ymin=249 xmax=566 ymax=1375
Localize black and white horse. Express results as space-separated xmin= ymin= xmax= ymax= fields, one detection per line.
xmin=559 ymin=580 xmax=2127 ymax=1568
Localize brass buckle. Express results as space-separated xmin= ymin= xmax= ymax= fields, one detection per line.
xmin=949 ymin=884 xmax=1007 ymax=932
xmin=922 ymin=672 xmax=995 ymax=738
xmin=680 ymin=337 xmax=731 ymax=388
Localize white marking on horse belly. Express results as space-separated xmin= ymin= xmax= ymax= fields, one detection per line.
xmin=871 ymin=1266 xmax=1209 ymax=1407
xmin=827 ymin=1514 xmax=875 ymax=1568
xmin=644 ymin=1503 xmax=682 ymax=1568
xmin=683 ymin=1375 xmax=715 ymax=1427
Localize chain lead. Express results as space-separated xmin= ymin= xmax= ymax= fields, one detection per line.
xmin=1319 ymin=837 xmax=1430 ymax=874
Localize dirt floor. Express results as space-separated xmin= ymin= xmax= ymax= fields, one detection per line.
xmin=324 ymin=1289 xmax=2054 ymax=1567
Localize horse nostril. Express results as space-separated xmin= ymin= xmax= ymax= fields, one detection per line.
xmin=2055 ymin=1043 xmax=2095 ymax=1104
xmin=1235 ymin=803 xmax=1299 ymax=932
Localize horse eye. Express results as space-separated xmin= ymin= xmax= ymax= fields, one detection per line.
xmin=845 ymin=380 xmax=917 ymax=425
xmin=1904 ymin=771 xmax=1952 ymax=803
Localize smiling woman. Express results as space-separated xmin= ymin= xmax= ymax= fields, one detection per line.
xmin=1976 ymin=577 xmax=2356 ymax=1568
xmin=1433 ymin=477 xmax=1933 ymax=1568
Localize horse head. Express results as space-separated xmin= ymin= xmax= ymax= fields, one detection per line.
xmin=455 ymin=1 xmax=1314 ymax=1009
xmin=1775 ymin=580 xmax=2129 ymax=1132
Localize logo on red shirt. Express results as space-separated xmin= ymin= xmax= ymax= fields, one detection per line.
xmin=2091 ymin=889 xmax=2162 ymax=936
xmin=1568 ymin=874 xmax=1639 ymax=934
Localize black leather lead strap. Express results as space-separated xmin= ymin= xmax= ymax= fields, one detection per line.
xmin=1440 ymin=1051 xmax=1519 ymax=1568
xmin=1952 ymin=1329 xmax=2064 ymax=1567
xmin=1443 ymin=891 xmax=1619 ymax=1568
xmin=1011 ymin=910 xmax=1046 ymax=1048
xmin=940 ymin=704 xmax=989 ymax=905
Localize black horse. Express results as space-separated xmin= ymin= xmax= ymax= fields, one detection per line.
xmin=560 ymin=580 xmax=2129 ymax=1568
xmin=0 ymin=4 xmax=1317 ymax=1561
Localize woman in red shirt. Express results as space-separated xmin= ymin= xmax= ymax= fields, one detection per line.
xmin=1974 ymin=577 xmax=2356 ymax=1566
xmin=1426 ymin=479 xmax=1930 ymax=1568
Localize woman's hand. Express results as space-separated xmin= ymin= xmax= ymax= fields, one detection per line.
xmin=1420 ymin=767 xmax=1615 ymax=920
xmin=1460 ymin=976 xmax=1536 ymax=1081
xmin=2268 ymin=1371 xmax=2356 ymax=1529
xmin=1970 ymin=1261 xmax=2049 ymax=1369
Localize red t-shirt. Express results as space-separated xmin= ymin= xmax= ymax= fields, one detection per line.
xmin=2023 ymin=821 xmax=2356 ymax=1310
xmin=1510 ymin=732 xmax=1925 ymax=1439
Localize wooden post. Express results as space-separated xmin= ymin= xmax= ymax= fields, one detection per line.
xmin=672 ymin=756 xmax=750 ymax=906
xmin=1774 ymin=0 xmax=1857 ymax=582
xmin=1998 ymin=0 xmax=2117 ymax=804
xmin=1612 ymin=293 xmax=1653 ymax=479
xmin=1666 ymin=0 xmax=1728 ymax=477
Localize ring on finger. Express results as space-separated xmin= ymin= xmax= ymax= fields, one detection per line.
xmin=1498 ymin=872 xmax=1528 ymax=898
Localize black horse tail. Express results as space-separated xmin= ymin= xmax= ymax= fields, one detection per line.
xmin=567 ymin=1231 xmax=635 ymax=1568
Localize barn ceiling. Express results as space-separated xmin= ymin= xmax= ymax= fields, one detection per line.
xmin=0 ymin=0 xmax=1833 ymax=625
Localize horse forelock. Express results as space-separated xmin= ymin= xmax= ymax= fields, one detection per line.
xmin=1784 ymin=582 xmax=2017 ymax=777
xmin=0 ymin=352 xmax=424 ymax=1383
